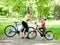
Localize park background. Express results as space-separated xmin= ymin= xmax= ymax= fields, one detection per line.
xmin=0 ymin=0 xmax=60 ymax=41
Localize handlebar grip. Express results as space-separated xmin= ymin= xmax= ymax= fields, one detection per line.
xmin=35 ymin=22 xmax=37 ymax=24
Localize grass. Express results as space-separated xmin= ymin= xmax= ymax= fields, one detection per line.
xmin=46 ymin=25 xmax=60 ymax=41
xmin=0 ymin=19 xmax=60 ymax=41
xmin=0 ymin=19 xmax=14 ymax=36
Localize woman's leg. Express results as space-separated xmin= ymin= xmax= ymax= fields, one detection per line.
xmin=21 ymin=21 xmax=29 ymax=38
xmin=25 ymin=25 xmax=30 ymax=38
xmin=21 ymin=28 xmax=24 ymax=38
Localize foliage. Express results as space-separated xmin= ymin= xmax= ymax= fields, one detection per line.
xmin=36 ymin=0 xmax=56 ymax=19
xmin=0 ymin=0 xmax=57 ymax=19
xmin=54 ymin=5 xmax=60 ymax=19
xmin=0 ymin=7 xmax=8 ymax=16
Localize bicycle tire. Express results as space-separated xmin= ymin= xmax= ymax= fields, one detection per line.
xmin=45 ymin=31 xmax=54 ymax=40
xmin=4 ymin=25 xmax=17 ymax=37
xmin=27 ymin=27 xmax=37 ymax=39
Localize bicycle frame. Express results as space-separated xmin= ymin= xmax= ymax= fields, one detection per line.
xmin=9 ymin=22 xmax=21 ymax=33
xmin=34 ymin=22 xmax=43 ymax=36
xmin=10 ymin=22 xmax=34 ymax=33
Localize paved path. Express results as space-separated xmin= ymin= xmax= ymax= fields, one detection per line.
xmin=0 ymin=17 xmax=60 ymax=45
xmin=0 ymin=34 xmax=60 ymax=45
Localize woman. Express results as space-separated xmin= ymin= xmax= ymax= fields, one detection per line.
xmin=21 ymin=11 xmax=33 ymax=39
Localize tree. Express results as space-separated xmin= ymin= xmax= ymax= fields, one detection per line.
xmin=1 ymin=0 xmax=26 ymax=18
xmin=35 ymin=0 xmax=56 ymax=20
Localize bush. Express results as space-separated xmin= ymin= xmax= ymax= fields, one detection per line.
xmin=0 ymin=7 xmax=8 ymax=16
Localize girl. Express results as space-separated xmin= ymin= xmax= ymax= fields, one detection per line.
xmin=39 ymin=17 xmax=46 ymax=37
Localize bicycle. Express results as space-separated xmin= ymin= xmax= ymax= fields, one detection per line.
xmin=27 ymin=22 xmax=54 ymax=40
xmin=4 ymin=22 xmax=35 ymax=37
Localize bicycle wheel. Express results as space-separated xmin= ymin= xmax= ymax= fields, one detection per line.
xmin=4 ymin=25 xmax=16 ymax=37
xmin=27 ymin=27 xmax=37 ymax=39
xmin=45 ymin=31 xmax=54 ymax=40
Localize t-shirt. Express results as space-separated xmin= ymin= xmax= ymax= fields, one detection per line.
xmin=23 ymin=14 xmax=32 ymax=22
xmin=41 ymin=21 xmax=46 ymax=28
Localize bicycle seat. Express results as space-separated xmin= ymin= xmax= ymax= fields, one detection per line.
xmin=14 ymin=22 xmax=18 ymax=23
xmin=14 ymin=21 xmax=21 ymax=26
xmin=14 ymin=22 xmax=20 ymax=24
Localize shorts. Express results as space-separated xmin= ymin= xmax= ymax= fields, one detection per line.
xmin=21 ymin=21 xmax=29 ymax=32
xmin=21 ymin=28 xmax=29 ymax=32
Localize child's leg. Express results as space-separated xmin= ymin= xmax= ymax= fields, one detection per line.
xmin=39 ymin=28 xmax=43 ymax=37
xmin=43 ymin=28 xmax=46 ymax=37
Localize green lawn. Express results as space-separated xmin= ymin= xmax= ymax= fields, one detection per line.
xmin=46 ymin=25 xmax=60 ymax=41
xmin=0 ymin=19 xmax=60 ymax=41
xmin=0 ymin=19 xmax=14 ymax=36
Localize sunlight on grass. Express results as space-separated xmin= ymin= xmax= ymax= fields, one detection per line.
xmin=46 ymin=25 xmax=60 ymax=41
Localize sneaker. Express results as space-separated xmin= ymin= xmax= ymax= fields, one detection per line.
xmin=25 ymin=37 xmax=30 ymax=39
xmin=21 ymin=37 xmax=24 ymax=39
xmin=16 ymin=31 xmax=20 ymax=35
xmin=17 ymin=33 xmax=20 ymax=35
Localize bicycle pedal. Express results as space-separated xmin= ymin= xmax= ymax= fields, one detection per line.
xmin=16 ymin=31 xmax=20 ymax=35
xmin=16 ymin=31 xmax=19 ymax=33
xmin=18 ymin=33 xmax=20 ymax=36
